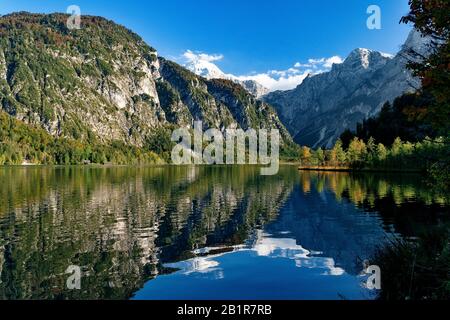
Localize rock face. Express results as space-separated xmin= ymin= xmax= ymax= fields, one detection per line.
xmin=157 ymin=59 xmax=293 ymax=143
xmin=236 ymin=80 xmax=270 ymax=99
xmin=0 ymin=12 xmax=293 ymax=149
xmin=264 ymin=30 xmax=431 ymax=148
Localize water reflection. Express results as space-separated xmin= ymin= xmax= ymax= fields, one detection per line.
xmin=134 ymin=230 xmax=369 ymax=300
xmin=0 ymin=166 xmax=447 ymax=300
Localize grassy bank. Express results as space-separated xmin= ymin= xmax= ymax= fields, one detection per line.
xmin=373 ymin=229 xmax=450 ymax=300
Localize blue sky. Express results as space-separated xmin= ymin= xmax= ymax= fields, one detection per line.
xmin=0 ymin=0 xmax=412 ymax=90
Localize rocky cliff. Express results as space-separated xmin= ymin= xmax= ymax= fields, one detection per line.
xmin=0 ymin=12 xmax=294 ymax=156
xmin=264 ymin=30 xmax=432 ymax=148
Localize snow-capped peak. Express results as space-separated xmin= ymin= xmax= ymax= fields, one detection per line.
xmin=184 ymin=58 xmax=226 ymax=79
xmin=183 ymin=54 xmax=270 ymax=97
xmin=346 ymin=48 xmax=373 ymax=69
xmin=343 ymin=48 xmax=393 ymax=70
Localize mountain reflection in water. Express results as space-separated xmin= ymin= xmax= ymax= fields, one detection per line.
xmin=0 ymin=166 xmax=447 ymax=300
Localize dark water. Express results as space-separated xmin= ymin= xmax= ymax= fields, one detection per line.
xmin=0 ymin=166 xmax=447 ymax=300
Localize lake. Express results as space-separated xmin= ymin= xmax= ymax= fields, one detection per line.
xmin=0 ymin=166 xmax=448 ymax=300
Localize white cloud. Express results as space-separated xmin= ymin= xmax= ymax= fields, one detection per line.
xmin=182 ymin=50 xmax=226 ymax=79
xmin=180 ymin=50 xmax=343 ymax=92
xmin=300 ymin=56 xmax=344 ymax=69
xmin=233 ymin=71 xmax=311 ymax=92
xmin=183 ymin=50 xmax=224 ymax=63
xmin=308 ymin=58 xmax=325 ymax=65
xmin=323 ymin=56 xmax=344 ymax=68
xmin=294 ymin=62 xmax=307 ymax=68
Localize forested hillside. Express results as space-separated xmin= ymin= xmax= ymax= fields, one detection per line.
xmin=0 ymin=12 xmax=298 ymax=164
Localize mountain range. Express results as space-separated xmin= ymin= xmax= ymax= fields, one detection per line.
xmin=184 ymin=55 xmax=270 ymax=98
xmin=0 ymin=12 xmax=431 ymax=160
xmin=263 ymin=29 xmax=431 ymax=148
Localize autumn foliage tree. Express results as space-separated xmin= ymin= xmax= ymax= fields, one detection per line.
xmin=400 ymin=0 xmax=450 ymax=189
xmin=400 ymin=0 xmax=450 ymax=135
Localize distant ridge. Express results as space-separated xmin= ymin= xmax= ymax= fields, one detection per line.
xmin=264 ymin=29 xmax=432 ymax=148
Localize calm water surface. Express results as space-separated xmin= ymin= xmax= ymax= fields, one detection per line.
xmin=0 ymin=166 xmax=447 ymax=300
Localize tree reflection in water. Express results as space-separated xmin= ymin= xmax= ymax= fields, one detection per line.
xmin=0 ymin=167 xmax=447 ymax=299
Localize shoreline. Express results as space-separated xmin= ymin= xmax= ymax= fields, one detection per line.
xmin=298 ymin=166 xmax=423 ymax=174
xmin=0 ymin=161 xmax=303 ymax=168
xmin=0 ymin=163 xmax=423 ymax=174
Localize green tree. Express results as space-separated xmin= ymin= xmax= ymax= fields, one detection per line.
xmin=366 ymin=137 xmax=377 ymax=162
xmin=300 ymin=146 xmax=312 ymax=166
xmin=391 ymin=137 xmax=403 ymax=157
xmin=377 ymin=143 xmax=388 ymax=162
xmin=332 ymin=139 xmax=346 ymax=166
xmin=401 ymin=0 xmax=450 ymax=135
xmin=316 ymin=148 xmax=325 ymax=166
xmin=347 ymin=138 xmax=367 ymax=165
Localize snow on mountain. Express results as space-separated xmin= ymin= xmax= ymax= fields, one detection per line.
xmin=181 ymin=50 xmax=349 ymax=97
xmin=264 ymin=29 xmax=433 ymax=148
xmin=184 ymin=54 xmax=226 ymax=79
xmin=183 ymin=52 xmax=269 ymax=98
